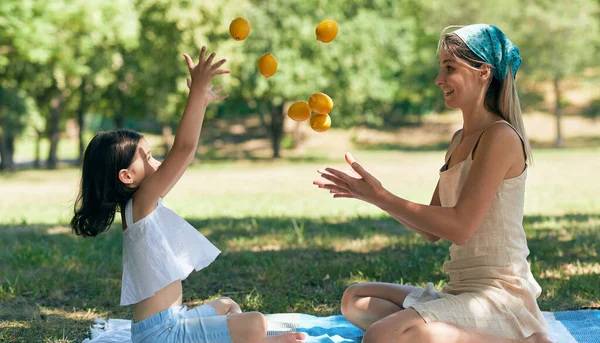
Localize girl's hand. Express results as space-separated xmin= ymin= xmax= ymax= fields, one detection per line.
xmin=183 ymin=46 xmax=230 ymax=90
xmin=313 ymin=152 xmax=388 ymax=206
xmin=186 ymin=80 xmax=228 ymax=106
xmin=208 ymin=296 xmax=242 ymax=315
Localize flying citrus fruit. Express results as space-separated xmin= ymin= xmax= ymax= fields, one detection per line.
xmin=257 ymin=53 xmax=278 ymax=78
xmin=310 ymin=113 xmax=331 ymax=132
xmin=229 ymin=18 xmax=251 ymax=41
xmin=287 ymin=101 xmax=311 ymax=122
xmin=308 ymin=92 xmax=333 ymax=114
xmin=315 ymin=20 xmax=338 ymax=43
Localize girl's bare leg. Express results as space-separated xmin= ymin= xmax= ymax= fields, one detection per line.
xmin=227 ymin=312 xmax=306 ymax=343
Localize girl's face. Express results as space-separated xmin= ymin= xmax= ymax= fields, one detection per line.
xmin=119 ymin=138 xmax=161 ymax=188
xmin=435 ymin=50 xmax=485 ymax=110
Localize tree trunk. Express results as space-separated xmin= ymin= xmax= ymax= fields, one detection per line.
xmin=77 ymin=81 xmax=89 ymax=164
xmin=34 ymin=130 xmax=42 ymax=169
xmin=0 ymin=134 xmax=15 ymax=172
xmin=0 ymin=138 xmax=4 ymax=170
xmin=161 ymin=125 xmax=174 ymax=158
xmin=0 ymin=106 xmax=14 ymax=171
xmin=5 ymin=136 xmax=14 ymax=171
xmin=115 ymin=111 xmax=125 ymax=128
xmin=0 ymin=107 xmax=4 ymax=170
xmin=114 ymin=90 xmax=126 ymax=128
xmin=47 ymin=90 xmax=66 ymax=169
xmin=553 ymin=75 xmax=563 ymax=148
xmin=269 ymin=103 xmax=285 ymax=159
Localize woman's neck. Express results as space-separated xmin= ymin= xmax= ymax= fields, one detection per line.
xmin=461 ymin=106 xmax=503 ymax=137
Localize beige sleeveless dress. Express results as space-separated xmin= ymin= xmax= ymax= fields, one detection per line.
xmin=403 ymin=120 xmax=549 ymax=339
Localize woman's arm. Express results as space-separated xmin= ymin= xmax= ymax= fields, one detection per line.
xmin=317 ymin=125 xmax=523 ymax=245
xmin=387 ymin=181 xmax=441 ymax=243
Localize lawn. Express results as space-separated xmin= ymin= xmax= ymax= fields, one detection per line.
xmin=1 ymin=147 xmax=599 ymax=342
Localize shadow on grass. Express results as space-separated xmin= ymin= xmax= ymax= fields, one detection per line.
xmin=0 ymin=213 xmax=598 ymax=342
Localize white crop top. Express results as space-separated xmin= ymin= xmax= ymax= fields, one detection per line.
xmin=120 ymin=197 xmax=221 ymax=306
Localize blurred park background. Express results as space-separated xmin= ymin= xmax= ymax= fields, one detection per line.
xmin=1 ymin=0 xmax=599 ymax=342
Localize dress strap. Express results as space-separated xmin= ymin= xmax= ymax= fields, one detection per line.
xmin=444 ymin=129 xmax=463 ymax=165
xmin=470 ymin=120 xmax=526 ymax=161
xmin=125 ymin=198 xmax=134 ymax=227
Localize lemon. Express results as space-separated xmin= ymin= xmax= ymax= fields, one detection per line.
xmin=257 ymin=53 xmax=278 ymax=78
xmin=229 ymin=18 xmax=251 ymax=41
xmin=310 ymin=113 xmax=332 ymax=132
xmin=287 ymin=101 xmax=311 ymax=122
xmin=316 ymin=20 xmax=338 ymax=43
xmin=308 ymin=92 xmax=333 ymax=114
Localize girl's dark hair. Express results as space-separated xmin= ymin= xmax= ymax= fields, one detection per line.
xmin=71 ymin=130 xmax=143 ymax=237
xmin=440 ymin=33 xmax=502 ymax=116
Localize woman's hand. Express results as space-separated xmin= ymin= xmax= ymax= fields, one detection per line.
xmin=313 ymin=152 xmax=388 ymax=206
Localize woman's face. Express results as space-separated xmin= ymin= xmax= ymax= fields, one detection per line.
xmin=435 ymin=50 xmax=483 ymax=110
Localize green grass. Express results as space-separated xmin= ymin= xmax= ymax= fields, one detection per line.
xmin=1 ymin=148 xmax=599 ymax=342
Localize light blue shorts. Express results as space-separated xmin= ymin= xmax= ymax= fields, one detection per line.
xmin=131 ymin=304 xmax=232 ymax=343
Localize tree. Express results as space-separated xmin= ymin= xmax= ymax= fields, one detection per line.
xmin=512 ymin=0 xmax=600 ymax=147
xmin=208 ymin=0 xmax=436 ymax=157
xmin=0 ymin=88 xmax=26 ymax=171
xmin=0 ymin=0 xmax=138 ymax=168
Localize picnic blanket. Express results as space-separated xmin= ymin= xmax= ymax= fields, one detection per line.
xmin=82 ymin=310 xmax=600 ymax=343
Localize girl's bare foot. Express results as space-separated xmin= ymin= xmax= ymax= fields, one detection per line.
xmin=524 ymin=332 xmax=553 ymax=343
xmin=265 ymin=332 xmax=307 ymax=342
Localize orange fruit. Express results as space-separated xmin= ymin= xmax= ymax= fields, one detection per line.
xmin=308 ymin=92 xmax=333 ymax=114
xmin=315 ymin=20 xmax=338 ymax=43
xmin=310 ymin=113 xmax=331 ymax=132
xmin=229 ymin=18 xmax=251 ymax=41
xmin=287 ymin=101 xmax=311 ymax=122
xmin=257 ymin=53 xmax=278 ymax=78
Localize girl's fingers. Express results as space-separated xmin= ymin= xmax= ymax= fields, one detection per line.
xmin=214 ymin=69 xmax=231 ymax=75
xmin=212 ymin=58 xmax=227 ymax=70
xmin=212 ymin=87 xmax=224 ymax=94
xmin=199 ymin=46 xmax=207 ymax=63
xmin=206 ymin=51 xmax=216 ymax=65
xmin=183 ymin=54 xmax=194 ymax=71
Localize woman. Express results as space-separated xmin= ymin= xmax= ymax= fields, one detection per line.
xmin=314 ymin=24 xmax=552 ymax=343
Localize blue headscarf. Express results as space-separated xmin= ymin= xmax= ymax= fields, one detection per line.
xmin=452 ymin=24 xmax=521 ymax=82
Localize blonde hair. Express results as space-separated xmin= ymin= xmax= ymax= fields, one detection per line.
xmin=438 ymin=30 xmax=533 ymax=164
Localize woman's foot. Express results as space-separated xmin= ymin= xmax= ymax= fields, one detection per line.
xmin=265 ymin=332 xmax=307 ymax=342
xmin=524 ymin=332 xmax=553 ymax=343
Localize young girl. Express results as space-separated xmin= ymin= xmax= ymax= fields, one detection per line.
xmin=314 ymin=25 xmax=553 ymax=343
xmin=71 ymin=46 xmax=305 ymax=343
